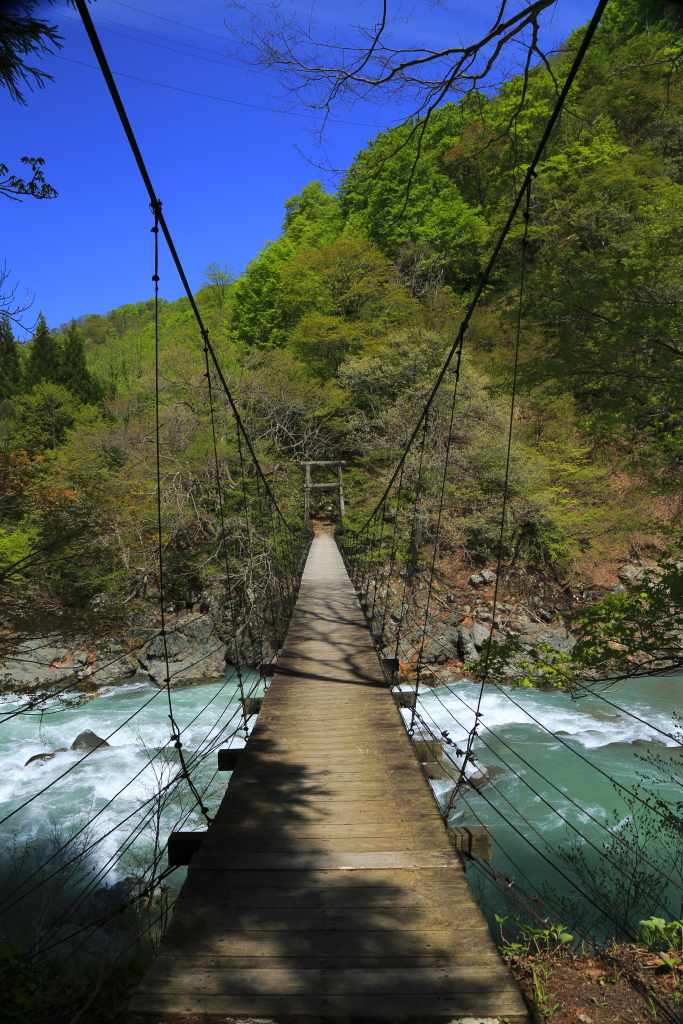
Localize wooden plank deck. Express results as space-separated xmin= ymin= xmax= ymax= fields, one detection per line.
xmin=131 ymin=531 xmax=526 ymax=1019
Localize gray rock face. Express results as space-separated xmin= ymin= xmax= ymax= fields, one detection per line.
xmin=480 ymin=569 xmax=497 ymax=584
xmin=1 ymin=638 xmax=79 ymax=689
xmin=178 ymin=614 xmax=215 ymax=642
xmin=468 ymin=573 xmax=484 ymax=588
xmin=618 ymin=563 xmax=644 ymax=583
xmin=420 ymin=625 xmax=460 ymax=665
xmin=457 ymin=626 xmax=478 ymax=662
xmin=470 ymin=622 xmax=491 ymax=649
xmin=535 ymin=628 xmax=575 ymax=654
xmin=1 ymin=581 xmax=281 ymax=692
xmin=148 ymin=641 xmax=228 ymax=686
xmin=71 ymin=730 xmax=109 ymax=752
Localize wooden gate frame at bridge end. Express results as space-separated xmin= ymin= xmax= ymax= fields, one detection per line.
xmin=301 ymin=460 xmax=345 ymax=524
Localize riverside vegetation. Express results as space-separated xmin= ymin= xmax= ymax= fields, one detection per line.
xmin=3 ymin=0 xmax=683 ymax=1019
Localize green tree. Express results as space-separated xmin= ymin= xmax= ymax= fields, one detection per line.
xmin=11 ymin=381 xmax=80 ymax=451
xmin=200 ymin=262 xmax=235 ymax=313
xmin=283 ymin=235 xmax=417 ymax=373
xmin=23 ymin=314 xmax=60 ymax=389
xmin=0 ymin=1 xmax=62 ymax=103
xmin=0 ymin=316 xmax=22 ymax=398
xmin=283 ymin=181 xmax=341 ymax=249
xmin=58 ymin=322 xmax=101 ymax=402
xmin=230 ymin=238 xmax=297 ymax=347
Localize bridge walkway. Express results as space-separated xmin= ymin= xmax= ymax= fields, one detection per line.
xmin=131 ymin=531 xmax=526 ymax=1019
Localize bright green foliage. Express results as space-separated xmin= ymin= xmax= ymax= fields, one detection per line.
xmin=0 ymin=317 xmax=21 ymax=399
xmin=484 ymin=546 xmax=683 ymax=688
xmin=285 ymin=234 xmax=418 ymax=373
xmin=341 ymin=118 xmax=489 ymax=291
xmin=283 ymin=181 xmax=341 ymax=249
xmin=23 ymin=314 xmax=60 ymax=389
xmin=199 ymin=262 xmax=235 ymax=313
xmin=230 ymin=238 xmax=297 ymax=347
xmin=603 ymin=0 xmax=683 ymax=30
xmin=638 ymin=916 xmax=683 ymax=951
xmin=58 ymin=322 xmax=102 ymax=403
xmin=569 ymin=555 xmax=683 ymax=679
xmin=11 ymin=382 xmax=84 ymax=451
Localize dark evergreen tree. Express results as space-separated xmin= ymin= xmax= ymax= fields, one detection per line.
xmin=23 ymin=314 xmax=60 ymax=389
xmin=0 ymin=316 xmax=21 ymax=399
xmin=59 ymin=322 xmax=101 ymax=402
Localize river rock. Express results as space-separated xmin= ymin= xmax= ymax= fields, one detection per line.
xmin=71 ymin=729 xmax=109 ymax=751
xmin=456 ymin=626 xmax=478 ymax=662
xmin=24 ymin=748 xmax=67 ymax=767
xmin=69 ymin=876 xmax=138 ymax=925
xmin=468 ymin=766 xmax=490 ymax=789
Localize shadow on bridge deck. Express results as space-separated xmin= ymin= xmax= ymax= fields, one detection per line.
xmin=130 ymin=533 xmax=526 ymax=1020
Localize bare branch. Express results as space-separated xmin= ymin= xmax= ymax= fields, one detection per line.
xmin=0 ymin=261 xmax=35 ymax=332
xmin=225 ymin=0 xmax=560 ymax=123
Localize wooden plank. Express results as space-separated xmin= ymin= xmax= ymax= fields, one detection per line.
xmin=131 ymin=992 xmax=525 ymax=1017
xmin=134 ymin=954 xmax=497 ymax=970
xmin=136 ymin=965 xmax=521 ymax=994
xmin=206 ymin=822 xmax=448 ymax=837
xmin=153 ymin=929 xmax=499 ymax=958
xmin=164 ymin=907 xmax=487 ymax=932
xmin=179 ymin=891 xmax=478 ymax=910
xmin=191 ymin=849 xmax=457 ymax=870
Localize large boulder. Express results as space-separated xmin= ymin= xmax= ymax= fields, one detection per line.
xmin=71 ymin=729 xmax=109 ymax=752
xmin=457 ymin=626 xmax=478 ymax=662
xmin=420 ymin=626 xmax=460 ymax=665
xmin=470 ymin=622 xmax=492 ymax=649
xmin=535 ymin=628 xmax=576 ymax=654
xmin=618 ymin=564 xmax=644 ymax=583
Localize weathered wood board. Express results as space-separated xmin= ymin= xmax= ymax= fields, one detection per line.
xmin=131 ymin=532 xmax=526 ymax=1019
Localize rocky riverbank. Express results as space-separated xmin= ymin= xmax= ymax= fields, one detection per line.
xmin=358 ymin=558 xmax=655 ymax=687
xmin=0 ymin=591 xmax=283 ymax=693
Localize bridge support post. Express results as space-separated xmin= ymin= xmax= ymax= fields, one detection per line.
xmin=301 ymin=461 xmax=346 ymax=521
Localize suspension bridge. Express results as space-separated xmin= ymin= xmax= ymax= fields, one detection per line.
xmin=6 ymin=1 xmax=683 ymax=1022
xmin=131 ymin=529 xmax=525 ymax=1017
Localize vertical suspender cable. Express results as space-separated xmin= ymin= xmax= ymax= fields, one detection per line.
xmin=446 ymin=178 xmax=532 ymax=814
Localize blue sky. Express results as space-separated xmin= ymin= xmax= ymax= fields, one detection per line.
xmin=4 ymin=0 xmax=594 ymax=335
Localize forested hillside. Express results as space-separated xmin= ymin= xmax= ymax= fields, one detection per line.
xmin=2 ymin=0 xmax=682 ymax=639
